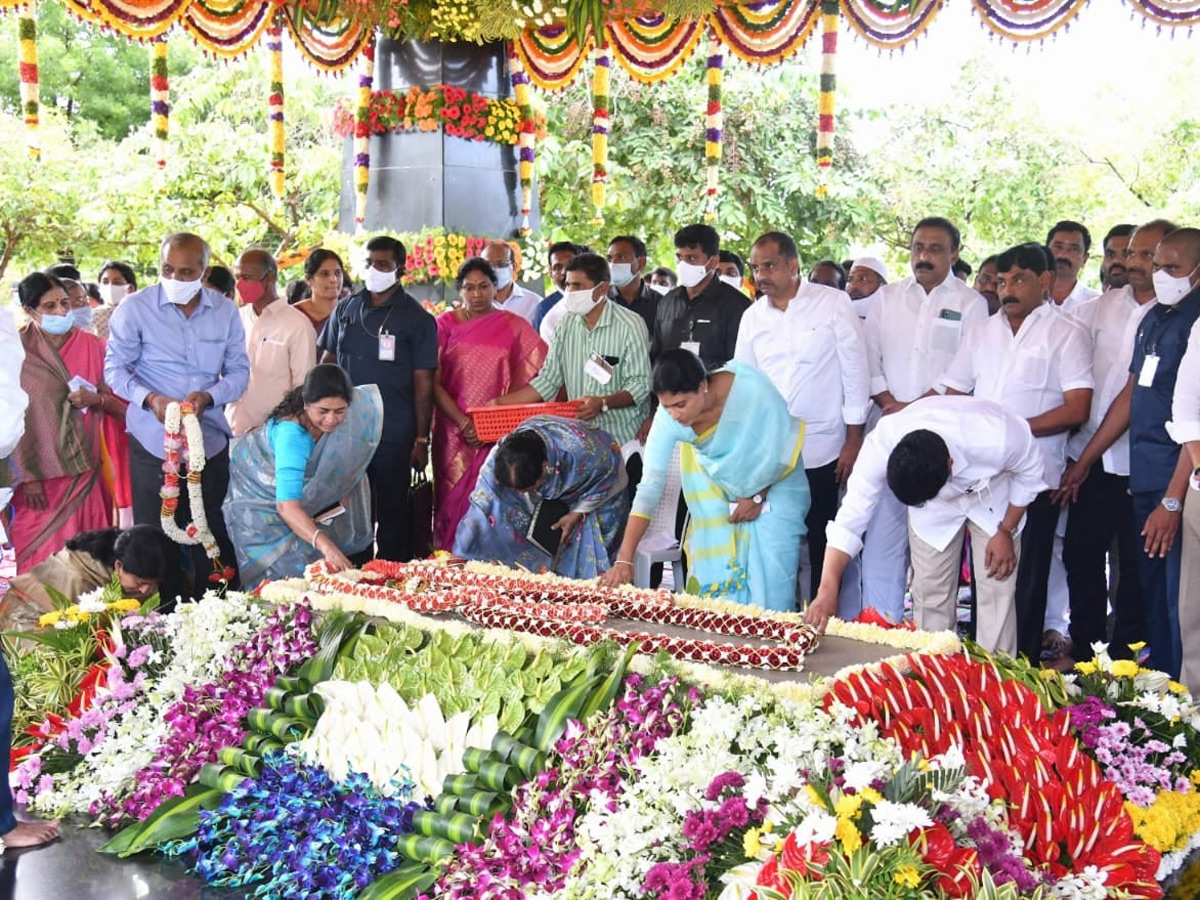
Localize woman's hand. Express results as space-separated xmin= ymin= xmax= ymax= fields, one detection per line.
xmin=728 ymin=498 xmax=763 ymax=524
xmin=316 ymin=532 xmax=354 ymax=573
xmin=552 ymin=511 xmax=584 ymax=540
xmin=460 ymin=418 xmax=481 ymax=448
xmin=67 ymin=387 xmax=102 ymax=411
xmin=20 ymin=481 xmax=48 ymax=511
xmin=600 ymin=561 xmax=632 ymax=588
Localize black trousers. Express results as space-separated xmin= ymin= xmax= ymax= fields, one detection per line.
xmin=369 ymin=439 xmax=413 ymax=562
xmin=1014 ymin=490 xmax=1057 ymax=661
xmin=804 ymin=462 xmax=840 ymax=597
xmin=1063 ymin=464 xmax=1145 ymax=661
xmin=130 ymin=435 xmax=239 ymax=606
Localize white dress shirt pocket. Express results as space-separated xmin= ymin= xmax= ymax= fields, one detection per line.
xmin=1012 ymin=351 xmax=1050 ymax=389
xmin=929 ymin=318 xmax=963 ymax=355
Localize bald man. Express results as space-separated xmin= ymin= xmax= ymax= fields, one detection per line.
xmin=483 ymin=240 xmax=541 ymax=324
xmin=226 ymin=247 xmax=316 ymax=435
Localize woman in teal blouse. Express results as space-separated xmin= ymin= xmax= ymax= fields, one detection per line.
xmin=225 ymin=364 xmax=384 ymax=586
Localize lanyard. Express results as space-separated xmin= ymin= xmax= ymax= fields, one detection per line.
xmin=359 ymin=297 xmax=395 ymax=337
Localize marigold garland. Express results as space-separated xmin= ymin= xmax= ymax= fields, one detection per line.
xmin=507 ymin=43 xmax=537 ymax=235
xmin=18 ymin=7 xmax=39 ymax=160
xmin=150 ymin=36 xmax=170 ymax=170
xmin=702 ymin=33 xmax=722 ymax=222
xmin=267 ymin=17 xmax=285 ymax=198
xmin=815 ymin=0 xmax=838 ymax=199
xmin=353 ymin=36 xmax=375 ymax=231
xmin=590 ymin=41 xmax=610 ymax=223
xmin=331 ymin=84 xmax=540 ymax=147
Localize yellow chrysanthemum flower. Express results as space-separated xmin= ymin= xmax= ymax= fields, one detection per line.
xmin=1170 ymin=681 xmax=1189 ymax=695
xmin=107 ymin=598 xmax=141 ymax=613
xmin=1074 ymin=660 xmax=1098 ymax=675
xmin=38 ymin=610 xmax=63 ymax=627
xmin=1110 ymin=659 xmax=1139 ymax=678
xmin=835 ymin=816 xmax=863 ymax=852
xmin=894 ymin=864 xmax=921 ymax=888
xmin=743 ymin=827 xmax=763 ymax=858
xmin=834 ymin=793 xmax=864 ymax=819
xmin=860 ymin=787 xmax=883 ymax=805
xmin=1129 ymin=641 xmax=1147 ymax=652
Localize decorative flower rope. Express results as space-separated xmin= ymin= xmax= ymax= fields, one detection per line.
xmin=508 ymin=42 xmax=537 ymax=235
xmin=703 ymin=32 xmax=723 ymax=222
xmin=18 ymin=6 xmax=39 ymax=160
xmin=353 ymin=35 xmax=375 ymax=232
xmin=161 ymin=402 xmax=222 ymax=574
xmin=267 ymin=16 xmax=285 ymax=198
xmin=150 ymin=36 xmax=170 ymax=170
xmin=815 ymin=0 xmax=838 ymax=199
xmin=590 ymin=41 xmax=610 ymax=224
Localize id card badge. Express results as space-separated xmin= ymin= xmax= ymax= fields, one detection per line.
xmin=1138 ymin=354 xmax=1159 ymax=387
xmin=681 ymin=341 xmax=701 ymax=357
xmin=584 ymin=351 xmax=614 ymax=385
xmin=378 ymin=332 xmax=396 ymax=362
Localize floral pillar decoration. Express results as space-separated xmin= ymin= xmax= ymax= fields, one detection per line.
xmin=354 ymin=35 xmax=376 ymax=231
xmin=590 ymin=42 xmax=610 ymax=224
xmin=703 ymin=34 xmax=723 ymax=222
xmin=508 ymin=43 xmax=537 ymax=236
xmin=17 ymin=5 xmax=39 ymax=160
xmin=151 ymin=37 xmax=170 ymax=170
xmin=815 ymin=0 xmax=839 ymax=198
xmin=267 ymin=16 xmax=285 ymax=198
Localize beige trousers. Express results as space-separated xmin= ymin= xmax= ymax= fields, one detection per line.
xmin=1179 ymin=490 xmax=1200 ymax=695
xmin=908 ymin=519 xmax=1021 ymax=657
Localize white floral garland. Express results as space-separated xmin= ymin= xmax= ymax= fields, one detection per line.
xmin=160 ymin=401 xmax=218 ymax=562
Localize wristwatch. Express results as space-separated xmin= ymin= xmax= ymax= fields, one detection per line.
xmin=1162 ymin=496 xmax=1183 ymax=513
xmin=600 ymin=398 xmax=609 ymax=414
xmin=752 ymin=493 xmax=764 ymax=505
xmin=415 ymin=436 xmax=429 ymax=446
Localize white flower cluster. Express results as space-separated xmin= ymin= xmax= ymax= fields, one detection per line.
xmin=1049 ymin=864 xmax=1109 ymax=900
xmin=510 ymin=0 xmax=567 ymax=31
xmin=155 ymin=591 xmax=268 ymax=701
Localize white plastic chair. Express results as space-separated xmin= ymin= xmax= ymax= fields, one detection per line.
xmin=622 ymin=441 xmax=686 ymax=591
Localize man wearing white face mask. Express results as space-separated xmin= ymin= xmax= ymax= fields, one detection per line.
xmin=495 ymin=253 xmax=651 ymax=447
xmin=483 ymin=240 xmax=540 ymax=325
xmin=105 ymin=232 xmax=250 ymax=601
xmin=606 ymin=235 xmax=658 ymax=341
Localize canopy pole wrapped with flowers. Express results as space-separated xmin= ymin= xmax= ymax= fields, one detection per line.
xmin=815 ymin=0 xmax=838 ymax=199
xmin=507 ymin=42 xmax=537 ymax=235
xmin=17 ymin=4 xmax=38 ymax=160
xmin=267 ymin=15 xmax=284 ymax=198
xmin=150 ymin=36 xmax=169 ymax=170
xmin=353 ymin=33 xmax=376 ymax=232
xmin=590 ymin=41 xmax=610 ymax=224
xmin=702 ymin=31 xmax=722 ymax=223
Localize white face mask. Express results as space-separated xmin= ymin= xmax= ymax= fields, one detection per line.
xmin=99 ymin=283 xmax=130 ymax=306
xmin=562 ymin=288 xmax=602 ymax=316
xmin=71 ymin=305 xmax=94 ymax=329
xmin=676 ymin=259 xmax=711 ymax=289
xmin=363 ymin=267 xmax=398 ymax=294
xmin=161 ymin=277 xmax=202 ymax=306
xmin=493 ymin=265 xmax=514 ymax=290
xmin=609 ymin=262 xmax=636 ymax=288
xmin=1153 ymin=266 xmax=1199 ymax=307
xmin=719 ymin=274 xmax=743 ymax=291
xmin=649 ymin=282 xmax=672 ymax=296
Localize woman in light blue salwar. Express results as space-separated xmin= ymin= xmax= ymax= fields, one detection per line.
xmin=602 ymin=350 xmax=809 ymax=610
xmin=225 ymin=366 xmax=383 ymax=587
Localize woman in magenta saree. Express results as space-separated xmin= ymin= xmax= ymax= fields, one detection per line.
xmin=8 ymin=274 xmax=117 ymax=572
xmin=432 ymin=258 xmax=547 ymax=550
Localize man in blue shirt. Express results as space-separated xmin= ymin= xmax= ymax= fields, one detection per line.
xmin=105 ymin=232 xmax=250 ymax=602
xmin=319 ymin=236 xmax=438 ymax=561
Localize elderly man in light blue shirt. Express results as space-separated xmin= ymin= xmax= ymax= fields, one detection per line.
xmin=105 ymin=232 xmax=250 ymax=602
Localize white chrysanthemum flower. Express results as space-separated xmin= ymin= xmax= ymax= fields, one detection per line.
xmin=869 ymin=800 xmax=933 ymax=846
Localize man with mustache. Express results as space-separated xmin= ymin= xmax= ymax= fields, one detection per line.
xmin=860 ymin=217 xmax=988 ymax=623
xmin=1100 ymin=223 xmax=1135 ymax=291
xmin=973 ymin=255 xmax=1000 ymax=315
xmin=1047 ymin=220 xmax=1100 ymax=315
xmin=938 ymin=243 xmax=1093 ymax=662
xmin=737 ymin=230 xmax=870 ymax=607
xmin=1059 ymin=222 xmax=1199 ymax=679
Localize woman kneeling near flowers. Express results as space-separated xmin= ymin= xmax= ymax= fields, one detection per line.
xmin=224 ymin=364 xmax=383 ymax=586
xmin=602 ymin=349 xmax=810 ymax=610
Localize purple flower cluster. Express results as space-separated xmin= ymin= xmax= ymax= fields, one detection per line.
xmin=1069 ymin=697 xmax=1191 ymax=804
xmin=432 ymin=675 xmax=697 ymax=900
xmin=965 ymin=815 xmax=1043 ymax=892
xmin=1067 ymin=696 xmax=1118 ymax=749
xmin=98 ymin=602 xmax=317 ymax=827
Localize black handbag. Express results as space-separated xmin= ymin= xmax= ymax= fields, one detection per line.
xmin=406 ymin=468 xmax=434 ymax=560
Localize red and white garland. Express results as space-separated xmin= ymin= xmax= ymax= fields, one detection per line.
xmin=160 ymin=401 xmax=220 ymax=565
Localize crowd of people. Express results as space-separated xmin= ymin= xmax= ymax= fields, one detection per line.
xmin=3 ymin=216 xmax=1200 ymax=698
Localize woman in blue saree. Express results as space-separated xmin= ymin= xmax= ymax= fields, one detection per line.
xmin=225 ymin=364 xmax=383 ymax=586
xmin=453 ymin=415 xmax=628 ymax=578
xmin=601 ymin=349 xmax=810 ymax=611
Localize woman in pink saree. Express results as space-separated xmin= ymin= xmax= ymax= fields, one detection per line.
xmin=8 ymin=273 xmax=118 ymax=572
xmin=432 ymin=258 xmax=547 ymax=550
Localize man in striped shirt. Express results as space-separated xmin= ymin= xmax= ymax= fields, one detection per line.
xmin=494 ymin=253 xmax=652 ymax=447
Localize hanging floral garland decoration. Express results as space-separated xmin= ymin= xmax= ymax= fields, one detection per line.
xmin=590 ymin=41 xmax=610 ymax=224
xmin=161 ymin=402 xmax=231 ymax=582
xmin=702 ymin=33 xmax=723 ymax=222
xmin=815 ymin=0 xmax=839 ymax=199
xmin=151 ymin=36 xmax=170 ymax=170
xmin=267 ymin=15 xmax=285 ymax=198
xmin=507 ymin=43 xmax=537 ymax=235
xmin=18 ymin=5 xmax=39 ymax=160
xmin=354 ymin=35 xmax=376 ymax=232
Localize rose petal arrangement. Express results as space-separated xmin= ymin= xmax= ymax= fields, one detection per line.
xmin=7 ymin=558 xmax=1200 ymax=898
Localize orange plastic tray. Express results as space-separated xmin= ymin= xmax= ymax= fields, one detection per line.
xmin=468 ymin=401 xmax=583 ymax=443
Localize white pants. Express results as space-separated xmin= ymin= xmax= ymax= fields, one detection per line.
xmin=1042 ymin=507 xmax=1070 ymax=636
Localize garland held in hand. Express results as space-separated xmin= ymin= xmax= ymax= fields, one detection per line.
xmin=161 ymin=401 xmax=230 ymax=582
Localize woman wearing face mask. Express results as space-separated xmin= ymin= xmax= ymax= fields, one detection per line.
xmin=295 ymin=248 xmax=346 ymax=335
xmin=224 ymin=364 xmax=383 ymax=586
xmin=0 ymin=525 xmax=166 ymax=633
xmin=453 ymin=416 xmax=628 ymax=577
xmin=7 ymin=273 xmax=122 ymax=573
xmin=431 ymin=258 xmax=547 ymax=550
xmin=93 ymin=261 xmax=138 ymax=341
xmin=600 ymin=349 xmax=810 ymax=611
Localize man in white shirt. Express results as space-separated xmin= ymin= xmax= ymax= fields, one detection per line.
xmin=973 ymin=255 xmax=1000 ymax=315
xmin=1099 ymin=223 xmax=1135 ymax=292
xmin=939 ymin=242 xmax=1093 ymax=661
xmin=736 ymin=230 xmax=870 ymax=602
xmin=225 ymin=248 xmax=317 ymax=436
xmin=483 ymin=240 xmax=540 ymax=325
xmin=1047 ymin=220 xmax=1100 ymax=315
xmin=861 ymin=217 xmax=989 ymax=622
xmin=1169 ymin=317 xmax=1200 ymax=695
xmin=1056 ymin=219 xmax=1177 ymax=663
xmin=846 ymin=256 xmax=888 ymax=321
xmin=803 ymin=396 xmax=1046 ymax=655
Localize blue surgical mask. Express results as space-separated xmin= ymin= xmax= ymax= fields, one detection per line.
xmin=39 ymin=313 xmax=75 ymax=335
xmin=71 ymin=305 xmax=94 ymax=329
